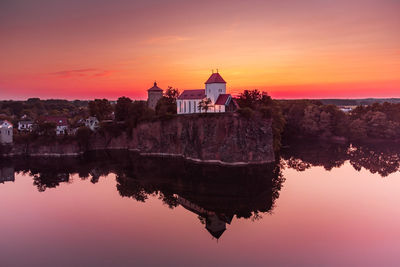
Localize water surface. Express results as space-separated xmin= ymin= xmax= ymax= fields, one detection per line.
xmin=1 ymin=142 xmax=400 ymax=266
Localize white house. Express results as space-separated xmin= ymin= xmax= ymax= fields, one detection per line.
xmin=0 ymin=120 xmax=13 ymax=144
xmin=177 ymin=72 xmax=238 ymax=114
xmin=18 ymin=120 xmax=34 ymax=132
xmin=85 ymin=116 xmax=99 ymax=131
xmin=44 ymin=116 xmax=68 ymax=135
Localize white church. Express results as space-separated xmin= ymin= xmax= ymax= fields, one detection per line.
xmin=177 ymin=72 xmax=238 ymax=114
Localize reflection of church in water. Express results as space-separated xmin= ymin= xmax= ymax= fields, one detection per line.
xmin=178 ymin=196 xmax=233 ymax=239
xmin=111 ymin=154 xmax=284 ymax=240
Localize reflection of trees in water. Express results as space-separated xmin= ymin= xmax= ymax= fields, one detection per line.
xmin=115 ymin=157 xmax=284 ymax=221
xmin=2 ymin=152 xmax=284 ymax=239
xmin=282 ymin=141 xmax=348 ymax=171
xmin=114 ymin=157 xmax=284 ymax=239
xmin=3 ymin=141 xmax=399 ymax=238
xmin=348 ymin=144 xmax=400 ymax=177
xmin=32 ymin=172 xmax=70 ymax=192
xmin=4 ymin=151 xmax=127 ymax=192
xmin=11 ymin=159 xmax=73 ymax=192
xmin=2 ymin=151 xmax=284 ymax=223
xmin=282 ymin=140 xmax=400 ymax=177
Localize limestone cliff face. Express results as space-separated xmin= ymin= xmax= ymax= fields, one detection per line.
xmin=90 ymin=113 xmax=274 ymax=164
xmin=1 ymin=142 xmax=81 ymax=157
xmin=2 ymin=114 xmax=275 ymax=164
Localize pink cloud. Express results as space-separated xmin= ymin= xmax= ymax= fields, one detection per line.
xmin=49 ymin=69 xmax=115 ymax=78
xmin=143 ymin=35 xmax=192 ymax=45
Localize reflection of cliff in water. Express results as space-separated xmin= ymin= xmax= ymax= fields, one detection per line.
xmin=281 ymin=140 xmax=400 ymax=177
xmin=115 ymin=155 xmax=284 ymax=239
xmin=0 ymin=151 xmax=284 ymax=239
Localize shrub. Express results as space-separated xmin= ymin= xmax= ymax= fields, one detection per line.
xmin=237 ymin=107 xmax=254 ymax=118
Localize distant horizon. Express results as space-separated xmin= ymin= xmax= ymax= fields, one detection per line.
xmin=2 ymin=95 xmax=400 ymax=102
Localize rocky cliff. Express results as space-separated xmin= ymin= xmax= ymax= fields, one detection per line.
xmin=1 ymin=114 xmax=274 ymax=164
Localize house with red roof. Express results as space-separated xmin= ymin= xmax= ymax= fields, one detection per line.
xmin=176 ymin=72 xmax=238 ymax=114
xmin=43 ymin=116 xmax=68 ymax=135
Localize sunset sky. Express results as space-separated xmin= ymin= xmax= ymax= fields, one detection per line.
xmin=1 ymin=0 xmax=399 ymax=100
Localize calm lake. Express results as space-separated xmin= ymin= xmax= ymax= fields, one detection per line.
xmin=1 ymin=142 xmax=400 ymax=267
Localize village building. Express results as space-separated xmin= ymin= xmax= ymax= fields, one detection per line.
xmin=44 ymin=116 xmax=68 ymax=135
xmin=0 ymin=120 xmax=13 ymax=144
xmin=85 ymin=116 xmax=99 ymax=131
xmin=147 ymin=82 xmax=163 ymax=110
xmin=18 ymin=120 xmax=34 ymax=132
xmin=177 ymin=72 xmax=238 ymax=114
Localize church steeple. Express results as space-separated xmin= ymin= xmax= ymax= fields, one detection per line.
xmin=147 ymin=81 xmax=163 ymax=110
xmin=147 ymin=81 xmax=163 ymax=92
xmin=205 ymin=72 xmax=226 ymax=84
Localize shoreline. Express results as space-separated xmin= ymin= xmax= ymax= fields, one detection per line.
xmin=0 ymin=147 xmax=275 ymax=166
xmin=1 ymin=114 xmax=275 ymax=166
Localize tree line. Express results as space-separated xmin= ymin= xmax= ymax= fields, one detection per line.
xmin=2 ymin=89 xmax=400 ymax=147
xmin=278 ymin=99 xmax=400 ymax=141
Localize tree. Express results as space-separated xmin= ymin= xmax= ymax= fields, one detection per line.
xmin=236 ymin=89 xmax=272 ymax=110
xmin=115 ymin=97 xmax=133 ymax=121
xmin=126 ymin=101 xmax=155 ymax=128
xmin=236 ymin=89 xmax=285 ymax=151
xmin=155 ymin=87 xmax=179 ymax=116
xmin=88 ymin=99 xmax=113 ymax=121
xmin=36 ymin=122 xmax=57 ymax=137
xmin=165 ymin=87 xmax=179 ymax=100
xmin=27 ymin=98 xmax=41 ymax=104
xmin=198 ymin=98 xmax=212 ymax=113
xmin=348 ymin=119 xmax=367 ymax=140
xmin=2 ymin=101 xmax=24 ymax=116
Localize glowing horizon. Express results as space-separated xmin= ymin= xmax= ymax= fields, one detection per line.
xmin=1 ymin=0 xmax=399 ymax=100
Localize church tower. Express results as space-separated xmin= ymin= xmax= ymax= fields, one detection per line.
xmin=205 ymin=71 xmax=226 ymax=103
xmin=147 ymin=82 xmax=163 ymax=110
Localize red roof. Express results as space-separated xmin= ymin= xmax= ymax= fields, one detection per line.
xmin=44 ymin=116 xmax=68 ymax=126
xmin=0 ymin=120 xmax=12 ymax=127
xmin=205 ymin=73 xmax=226 ymax=84
xmin=147 ymin=82 xmax=163 ymax=91
xmin=177 ymin=89 xmax=206 ymax=100
xmin=215 ymin=94 xmax=231 ymax=105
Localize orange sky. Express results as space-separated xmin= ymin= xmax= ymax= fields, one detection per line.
xmin=0 ymin=0 xmax=399 ymax=100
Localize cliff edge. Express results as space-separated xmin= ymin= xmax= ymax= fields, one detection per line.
xmin=2 ymin=113 xmax=274 ymax=165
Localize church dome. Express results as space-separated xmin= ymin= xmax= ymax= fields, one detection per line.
xmin=147 ymin=82 xmax=163 ymax=91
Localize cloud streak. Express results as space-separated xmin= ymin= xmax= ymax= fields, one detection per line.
xmin=49 ymin=69 xmax=114 ymax=78
xmin=143 ymin=35 xmax=193 ymax=45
